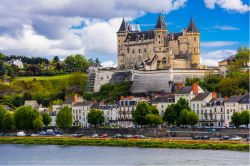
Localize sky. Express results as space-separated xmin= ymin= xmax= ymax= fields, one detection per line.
xmin=0 ymin=0 xmax=249 ymax=67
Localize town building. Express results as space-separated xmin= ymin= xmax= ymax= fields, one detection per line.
xmin=7 ymin=59 xmax=24 ymax=69
xmin=117 ymin=14 xmax=200 ymax=70
xmin=151 ymin=94 xmax=175 ymax=116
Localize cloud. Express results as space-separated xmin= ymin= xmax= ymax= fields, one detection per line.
xmin=204 ymin=0 xmax=250 ymax=13
xmin=101 ymin=61 xmax=117 ymax=68
xmin=201 ymin=41 xmax=238 ymax=47
xmin=213 ymin=25 xmax=240 ymax=30
xmin=201 ymin=49 xmax=236 ymax=66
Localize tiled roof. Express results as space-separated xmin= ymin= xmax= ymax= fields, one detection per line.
xmin=239 ymin=93 xmax=250 ymax=104
xmin=208 ymin=98 xmax=224 ymax=106
xmin=118 ymin=18 xmax=128 ymax=32
xmin=226 ymin=95 xmax=242 ymax=103
xmin=155 ymin=14 xmax=167 ymax=29
xmin=191 ymin=92 xmax=210 ymax=101
xmin=125 ymin=30 xmax=155 ymax=42
xmin=151 ymin=94 xmax=175 ymax=103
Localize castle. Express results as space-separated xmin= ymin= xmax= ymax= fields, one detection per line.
xmin=117 ymin=14 xmax=200 ymax=70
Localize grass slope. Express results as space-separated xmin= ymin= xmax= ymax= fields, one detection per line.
xmin=0 ymin=137 xmax=249 ymax=152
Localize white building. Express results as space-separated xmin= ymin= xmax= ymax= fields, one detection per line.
xmin=151 ymin=94 xmax=175 ymax=116
xmin=8 ymin=59 xmax=24 ymax=69
xmin=98 ymin=105 xmax=119 ymax=127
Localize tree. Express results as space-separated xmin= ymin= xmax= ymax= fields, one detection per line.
xmin=67 ymin=72 xmax=87 ymax=93
xmin=13 ymin=106 xmax=39 ymax=130
xmin=178 ymin=109 xmax=189 ymax=125
xmin=145 ymin=114 xmax=162 ymax=127
xmin=175 ymin=98 xmax=191 ymax=116
xmin=64 ymin=54 xmax=89 ymax=72
xmin=56 ymin=106 xmax=72 ymax=130
xmin=42 ymin=113 xmax=52 ymax=127
xmin=132 ymin=102 xmax=152 ymax=126
xmin=0 ymin=105 xmax=8 ymax=129
xmin=186 ymin=111 xmax=199 ymax=126
xmin=231 ymin=112 xmax=241 ymax=127
xmin=163 ymin=104 xmax=178 ymax=125
xmin=53 ymin=56 xmax=60 ymax=62
xmin=240 ymin=110 xmax=250 ymax=127
xmin=33 ymin=115 xmax=43 ymax=130
xmin=23 ymin=92 xmax=32 ymax=100
xmin=2 ymin=112 xmax=13 ymax=131
xmin=87 ymin=109 xmax=104 ymax=127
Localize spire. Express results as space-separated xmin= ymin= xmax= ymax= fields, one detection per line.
xmin=155 ymin=13 xmax=167 ymax=30
xmin=118 ymin=18 xmax=128 ymax=32
xmin=187 ymin=18 xmax=199 ymax=33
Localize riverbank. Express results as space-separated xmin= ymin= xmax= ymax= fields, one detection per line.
xmin=0 ymin=137 xmax=249 ymax=152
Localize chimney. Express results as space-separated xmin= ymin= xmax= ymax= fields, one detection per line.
xmin=212 ymin=91 xmax=217 ymax=99
xmin=128 ymin=96 xmax=134 ymax=100
xmin=224 ymin=96 xmax=228 ymax=101
xmin=120 ymin=96 xmax=124 ymax=100
xmin=74 ymin=94 xmax=78 ymax=104
xmin=176 ymin=82 xmax=185 ymax=90
xmin=192 ymin=83 xmax=199 ymax=94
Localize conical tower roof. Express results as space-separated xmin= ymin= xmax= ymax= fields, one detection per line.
xmin=155 ymin=14 xmax=167 ymax=29
xmin=118 ymin=18 xmax=128 ymax=32
xmin=187 ymin=18 xmax=199 ymax=33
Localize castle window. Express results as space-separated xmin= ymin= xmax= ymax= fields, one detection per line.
xmin=144 ymin=48 xmax=147 ymax=53
xmin=158 ymin=35 xmax=160 ymax=38
xmin=194 ymin=48 xmax=196 ymax=53
xmin=159 ymin=41 xmax=160 ymax=44
xmin=194 ymin=37 xmax=196 ymax=42
xmin=132 ymin=49 xmax=135 ymax=54
xmin=138 ymin=49 xmax=141 ymax=53
xmin=127 ymin=47 xmax=130 ymax=53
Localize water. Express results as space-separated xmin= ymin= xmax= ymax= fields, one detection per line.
xmin=0 ymin=144 xmax=249 ymax=165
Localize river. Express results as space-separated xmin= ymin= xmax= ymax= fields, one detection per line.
xmin=0 ymin=144 xmax=249 ymax=165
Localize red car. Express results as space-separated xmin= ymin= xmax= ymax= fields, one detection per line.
xmin=99 ymin=134 xmax=108 ymax=138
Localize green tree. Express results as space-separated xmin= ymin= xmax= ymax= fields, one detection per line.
xmin=23 ymin=92 xmax=32 ymax=100
xmin=56 ymin=106 xmax=72 ymax=130
xmin=67 ymin=72 xmax=87 ymax=93
xmin=186 ymin=111 xmax=199 ymax=126
xmin=64 ymin=54 xmax=89 ymax=72
xmin=178 ymin=109 xmax=189 ymax=125
xmin=0 ymin=105 xmax=8 ymax=129
xmin=87 ymin=109 xmax=104 ymax=127
xmin=42 ymin=113 xmax=52 ymax=127
xmin=53 ymin=56 xmax=60 ymax=62
xmin=33 ymin=115 xmax=43 ymax=130
xmin=240 ymin=110 xmax=250 ymax=127
xmin=231 ymin=112 xmax=241 ymax=127
xmin=163 ymin=104 xmax=178 ymax=125
xmin=13 ymin=106 xmax=38 ymax=130
xmin=2 ymin=112 xmax=13 ymax=131
xmin=175 ymin=98 xmax=191 ymax=116
xmin=132 ymin=102 xmax=152 ymax=126
xmin=145 ymin=114 xmax=162 ymax=127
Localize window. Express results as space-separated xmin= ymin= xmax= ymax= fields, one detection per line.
xmin=127 ymin=47 xmax=130 ymax=53
xmin=138 ymin=49 xmax=141 ymax=53
xmin=158 ymin=35 xmax=160 ymax=38
xmin=221 ymin=108 xmax=223 ymax=112
xmin=132 ymin=49 xmax=135 ymax=54
xmin=144 ymin=48 xmax=147 ymax=53
xmin=194 ymin=37 xmax=196 ymax=42
xmin=161 ymin=105 xmax=164 ymax=108
xmin=159 ymin=41 xmax=160 ymax=44
xmin=193 ymin=104 xmax=195 ymax=108
xmin=197 ymin=110 xmax=199 ymax=114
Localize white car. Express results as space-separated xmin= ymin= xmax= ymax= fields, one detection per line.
xmin=17 ymin=131 xmax=26 ymax=137
xmin=229 ymin=136 xmax=242 ymax=141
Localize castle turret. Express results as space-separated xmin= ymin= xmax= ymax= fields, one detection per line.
xmin=186 ymin=18 xmax=200 ymax=69
xmin=117 ymin=18 xmax=128 ymax=67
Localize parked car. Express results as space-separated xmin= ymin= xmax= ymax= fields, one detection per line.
xmin=112 ymin=134 xmax=122 ymax=138
xmin=208 ymin=128 xmax=216 ymax=132
xmin=31 ymin=133 xmax=39 ymax=137
xmin=91 ymin=134 xmax=99 ymax=138
xmin=72 ymin=134 xmax=83 ymax=138
xmin=219 ymin=135 xmax=230 ymax=140
xmin=17 ymin=131 xmax=26 ymax=137
xmin=122 ymin=134 xmax=133 ymax=139
xmin=55 ymin=134 xmax=63 ymax=137
xmin=245 ymin=136 xmax=250 ymax=141
xmin=45 ymin=129 xmax=55 ymax=136
xmin=192 ymin=135 xmax=201 ymax=140
xmin=133 ymin=135 xmax=140 ymax=138
xmin=201 ymin=135 xmax=210 ymax=140
xmin=229 ymin=136 xmax=242 ymax=141
xmin=138 ymin=135 xmax=145 ymax=139
xmin=54 ymin=130 xmax=63 ymax=135
xmin=99 ymin=134 xmax=108 ymax=138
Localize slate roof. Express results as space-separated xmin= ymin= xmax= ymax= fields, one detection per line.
xmin=191 ymin=92 xmax=210 ymax=101
xmin=187 ymin=18 xmax=199 ymax=33
xmin=118 ymin=18 xmax=128 ymax=32
xmin=168 ymin=32 xmax=183 ymax=40
xmin=151 ymin=94 xmax=175 ymax=103
xmin=176 ymin=86 xmax=193 ymax=94
xmin=239 ymin=93 xmax=250 ymax=104
xmin=155 ymin=14 xmax=167 ymax=29
xmin=207 ymin=98 xmax=224 ymax=106
xmin=226 ymin=95 xmax=243 ymax=103
xmin=125 ymin=30 xmax=155 ymax=42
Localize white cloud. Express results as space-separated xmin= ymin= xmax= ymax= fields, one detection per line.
xmin=101 ymin=60 xmax=117 ymax=68
xmin=213 ymin=25 xmax=240 ymax=30
xmin=201 ymin=41 xmax=238 ymax=47
xmin=201 ymin=49 xmax=236 ymax=66
xmin=204 ymin=0 xmax=250 ymax=13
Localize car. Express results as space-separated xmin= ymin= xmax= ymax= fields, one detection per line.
xmin=229 ymin=136 xmax=242 ymax=141
xmin=54 ymin=130 xmax=63 ymax=135
xmin=17 ymin=131 xmax=26 ymax=137
xmin=122 ymin=134 xmax=133 ymax=139
xmin=31 ymin=133 xmax=39 ymax=137
xmin=55 ymin=134 xmax=63 ymax=137
xmin=99 ymin=134 xmax=108 ymax=138
xmin=91 ymin=134 xmax=99 ymax=138
xmin=138 ymin=135 xmax=145 ymax=139
xmin=72 ymin=134 xmax=83 ymax=138
xmin=219 ymin=135 xmax=230 ymax=140
xmin=133 ymin=135 xmax=140 ymax=138
xmin=45 ymin=129 xmax=55 ymax=136
xmin=192 ymin=135 xmax=201 ymax=140
xmin=112 ymin=134 xmax=122 ymax=138
xmin=39 ymin=131 xmax=46 ymax=135
xmin=201 ymin=135 xmax=210 ymax=140
xmin=245 ymin=136 xmax=250 ymax=141
xmin=208 ymin=128 xmax=216 ymax=132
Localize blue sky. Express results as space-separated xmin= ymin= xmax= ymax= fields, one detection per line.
xmin=0 ymin=0 xmax=248 ymax=66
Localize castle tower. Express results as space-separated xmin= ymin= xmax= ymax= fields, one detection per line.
xmin=186 ymin=18 xmax=200 ymax=69
xmin=117 ymin=18 xmax=128 ymax=67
